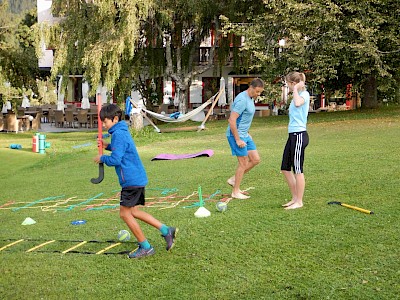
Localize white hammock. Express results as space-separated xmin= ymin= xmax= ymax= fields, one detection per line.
xmin=129 ymin=88 xmax=223 ymax=132
xmin=141 ymin=98 xmax=213 ymax=123
xmin=132 ymin=90 xmax=220 ymax=123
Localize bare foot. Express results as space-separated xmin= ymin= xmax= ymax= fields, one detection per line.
xmin=231 ymin=192 xmax=250 ymax=199
xmin=282 ymin=200 xmax=296 ymax=207
xmin=227 ymin=178 xmax=250 ymax=195
xmin=284 ymin=202 xmax=303 ymax=210
xmin=227 ymin=177 xmax=235 ymax=187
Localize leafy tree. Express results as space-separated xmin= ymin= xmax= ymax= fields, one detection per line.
xmin=0 ymin=0 xmax=50 ymax=108
xmin=130 ymin=0 xmax=266 ymax=112
xmin=8 ymin=0 xmax=36 ymax=14
xmin=48 ymin=0 xmax=152 ymax=102
xmin=223 ymin=0 xmax=400 ymax=107
xmin=0 ymin=1 xmax=19 ymax=100
xmin=135 ymin=0 xmax=227 ymax=112
xmin=47 ymin=0 xmax=265 ymax=111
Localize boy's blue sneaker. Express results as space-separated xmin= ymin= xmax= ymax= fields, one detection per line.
xmin=127 ymin=246 xmax=155 ymax=259
xmin=163 ymin=227 xmax=178 ymax=251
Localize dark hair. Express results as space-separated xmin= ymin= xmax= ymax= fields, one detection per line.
xmin=99 ymin=104 xmax=123 ymax=122
xmin=250 ymin=78 xmax=265 ymax=88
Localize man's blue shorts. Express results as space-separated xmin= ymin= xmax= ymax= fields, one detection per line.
xmin=227 ymin=135 xmax=257 ymax=157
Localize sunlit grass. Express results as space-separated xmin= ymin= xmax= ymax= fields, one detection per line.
xmin=0 ymin=105 xmax=399 ymax=299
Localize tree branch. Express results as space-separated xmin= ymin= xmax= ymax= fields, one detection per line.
xmin=376 ymin=49 xmax=400 ymax=54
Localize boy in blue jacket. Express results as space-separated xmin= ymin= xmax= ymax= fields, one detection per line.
xmin=94 ymin=104 xmax=177 ymax=258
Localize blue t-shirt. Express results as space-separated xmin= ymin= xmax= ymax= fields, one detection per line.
xmin=288 ymin=90 xmax=310 ymax=133
xmin=226 ymin=90 xmax=255 ymax=138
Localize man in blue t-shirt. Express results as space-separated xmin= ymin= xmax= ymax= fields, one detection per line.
xmin=226 ymin=78 xmax=265 ymax=199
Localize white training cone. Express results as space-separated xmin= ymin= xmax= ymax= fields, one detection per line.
xmin=22 ymin=217 xmax=36 ymax=225
xmin=194 ymin=206 xmax=211 ymax=218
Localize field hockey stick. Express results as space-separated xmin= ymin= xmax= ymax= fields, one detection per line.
xmin=328 ymin=201 xmax=374 ymax=214
xmin=91 ymin=94 xmax=104 ymax=184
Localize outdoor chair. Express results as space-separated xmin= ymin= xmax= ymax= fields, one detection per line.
xmin=18 ymin=116 xmax=30 ymax=131
xmin=66 ymin=104 xmax=76 ymax=111
xmin=40 ymin=106 xmax=51 ymax=123
xmin=17 ymin=107 xmax=25 ymax=117
xmin=0 ymin=113 xmax=4 ymax=131
xmin=31 ymin=112 xmax=42 ymax=131
xmin=77 ymin=109 xmax=89 ymax=128
xmin=89 ymin=107 xmax=97 ymax=115
xmin=47 ymin=108 xmax=55 ymax=126
xmin=89 ymin=107 xmax=99 ymax=127
xmin=54 ymin=110 xmax=65 ymax=128
xmin=65 ymin=109 xmax=76 ymax=128
xmin=5 ymin=112 xmax=19 ymax=133
xmin=31 ymin=107 xmax=42 ymax=122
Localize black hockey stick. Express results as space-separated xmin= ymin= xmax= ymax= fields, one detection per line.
xmin=328 ymin=201 xmax=374 ymax=214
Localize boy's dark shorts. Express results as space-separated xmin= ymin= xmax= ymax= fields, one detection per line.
xmin=120 ymin=186 xmax=145 ymax=207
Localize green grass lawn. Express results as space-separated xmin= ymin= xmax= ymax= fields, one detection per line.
xmin=1 ymin=106 xmax=399 ymax=299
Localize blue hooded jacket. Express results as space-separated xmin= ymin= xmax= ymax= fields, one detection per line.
xmin=101 ymin=121 xmax=148 ymax=188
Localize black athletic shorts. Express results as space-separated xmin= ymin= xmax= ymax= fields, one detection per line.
xmin=281 ymin=131 xmax=309 ymax=174
xmin=120 ymin=186 xmax=145 ymax=207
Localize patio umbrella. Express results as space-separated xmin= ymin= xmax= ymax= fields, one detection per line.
xmin=81 ymin=80 xmax=90 ymax=109
xmin=57 ymin=76 xmax=65 ymax=112
xmin=1 ymin=101 xmax=11 ymax=113
xmin=218 ymin=77 xmax=227 ymax=107
xmin=21 ymin=95 xmax=30 ymax=108
xmin=174 ymin=88 xmax=180 ymax=107
xmin=96 ymin=85 xmax=108 ymax=105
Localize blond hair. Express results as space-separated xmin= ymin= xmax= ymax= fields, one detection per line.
xmin=286 ymin=72 xmax=306 ymax=88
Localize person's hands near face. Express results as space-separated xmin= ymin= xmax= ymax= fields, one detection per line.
xmin=294 ymin=81 xmax=305 ymax=90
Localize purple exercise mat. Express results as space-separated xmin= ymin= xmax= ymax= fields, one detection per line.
xmin=151 ymin=149 xmax=214 ymax=161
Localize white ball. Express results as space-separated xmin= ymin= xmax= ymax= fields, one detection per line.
xmin=216 ymin=201 xmax=227 ymax=212
xmin=117 ymin=229 xmax=131 ymax=242
xmin=28 ymin=115 xmax=34 ymax=121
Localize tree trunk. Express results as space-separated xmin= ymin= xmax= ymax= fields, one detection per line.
xmin=130 ymin=113 xmax=143 ymax=131
xmin=395 ymin=76 xmax=400 ymax=104
xmin=362 ymin=75 xmax=378 ymax=108
xmin=178 ymin=87 xmax=187 ymax=113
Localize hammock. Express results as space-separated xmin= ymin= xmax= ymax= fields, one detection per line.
xmin=129 ymin=88 xmax=224 ymax=132
xmin=141 ymin=98 xmax=213 ymax=123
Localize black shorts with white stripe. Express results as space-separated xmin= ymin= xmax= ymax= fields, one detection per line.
xmin=281 ymin=131 xmax=309 ymax=174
